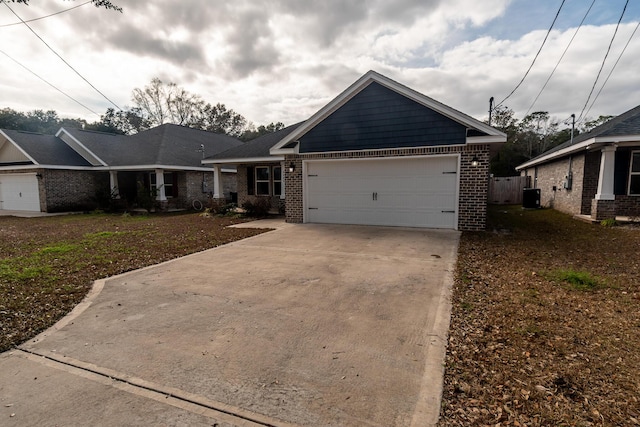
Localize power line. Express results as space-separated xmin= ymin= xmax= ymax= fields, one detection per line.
xmin=495 ymin=0 xmax=566 ymax=109
xmin=0 ymin=1 xmax=91 ymax=28
xmin=3 ymin=2 xmax=122 ymax=111
xmin=524 ymin=0 xmax=596 ymax=117
xmin=582 ymin=20 xmax=639 ymax=120
xmin=0 ymin=48 xmax=100 ymax=116
xmin=576 ymin=0 xmax=629 ymax=123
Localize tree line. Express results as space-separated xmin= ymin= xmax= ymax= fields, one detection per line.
xmin=0 ymin=78 xmax=284 ymax=141
xmin=488 ymin=106 xmax=612 ymax=176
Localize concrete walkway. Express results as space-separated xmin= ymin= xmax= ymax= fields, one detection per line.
xmin=1 ymin=222 xmax=459 ymax=426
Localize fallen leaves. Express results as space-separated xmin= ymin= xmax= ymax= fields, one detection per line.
xmin=439 ymin=206 xmax=640 ymax=426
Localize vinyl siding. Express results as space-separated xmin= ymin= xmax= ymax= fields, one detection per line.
xmin=298 ymin=82 xmax=468 ymax=153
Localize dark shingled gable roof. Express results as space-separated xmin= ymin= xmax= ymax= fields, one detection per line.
xmin=1 ymin=129 xmax=91 ymax=166
xmin=530 ymin=104 xmax=640 ymax=161
xmin=208 ymin=122 xmax=305 ymax=160
xmin=62 ymin=124 xmax=244 ymax=167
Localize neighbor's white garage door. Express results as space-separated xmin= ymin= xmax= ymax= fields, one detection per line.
xmin=305 ymin=156 xmax=458 ymax=229
xmin=0 ymin=174 xmax=41 ymax=211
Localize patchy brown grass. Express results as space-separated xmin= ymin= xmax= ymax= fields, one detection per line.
xmin=0 ymin=212 xmax=267 ymax=353
xmin=440 ymin=205 xmax=640 ymax=427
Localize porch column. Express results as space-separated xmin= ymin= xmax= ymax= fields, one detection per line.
xmin=155 ymin=169 xmax=166 ymax=201
xmin=595 ymin=146 xmax=616 ymax=201
xmin=212 ymin=165 xmax=223 ymax=199
xmin=109 ymin=171 xmax=120 ymax=199
xmin=281 ymin=161 xmax=286 ymax=199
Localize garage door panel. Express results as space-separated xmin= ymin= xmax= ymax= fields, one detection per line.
xmin=305 ymin=157 xmax=458 ymax=229
xmin=0 ymin=174 xmax=41 ymax=211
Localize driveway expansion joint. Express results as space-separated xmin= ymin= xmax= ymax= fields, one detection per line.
xmin=14 ymin=348 xmax=297 ymax=427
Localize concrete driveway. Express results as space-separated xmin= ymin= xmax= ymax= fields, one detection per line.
xmin=1 ymin=221 xmax=459 ymax=427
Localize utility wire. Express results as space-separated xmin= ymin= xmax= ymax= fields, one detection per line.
xmin=495 ymin=0 xmax=566 ymax=109
xmin=576 ymin=0 xmax=629 ymax=123
xmin=0 ymin=1 xmax=91 ymax=28
xmin=583 ymin=19 xmax=639 ymax=120
xmin=525 ymin=0 xmax=596 ymax=117
xmin=3 ymin=2 xmax=122 ymax=111
xmin=0 ymin=48 xmax=100 ymax=115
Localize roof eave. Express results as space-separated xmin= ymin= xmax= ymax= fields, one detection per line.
xmin=0 ymin=129 xmax=40 ymax=165
xmin=202 ymin=156 xmax=285 ymax=165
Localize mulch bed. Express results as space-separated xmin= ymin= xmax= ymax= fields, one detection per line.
xmin=439 ymin=206 xmax=640 ymax=426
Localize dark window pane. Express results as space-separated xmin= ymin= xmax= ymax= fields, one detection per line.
xmin=273 ymin=182 xmax=282 ymax=196
xmin=256 ymin=182 xmax=270 ymax=196
xmin=256 ymin=167 xmax=270 ymax=181
xmin=632 ymin=153 xmax=640 ymax=173
xmin=273 ymin=166 xmax=282 ymax=181
xmin=630 ymin=175 xmax=640 ymax=195
xmin=164 ymin=173 xmax=173 ymax=184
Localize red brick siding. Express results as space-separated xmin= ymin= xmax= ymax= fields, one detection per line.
xmin=43 ymin=169 xmax=108 ymax=212
xmin=237 ymin=164 xmax=284 ymax=213
xmin=581 ymin=151 xmax=600 ymax=215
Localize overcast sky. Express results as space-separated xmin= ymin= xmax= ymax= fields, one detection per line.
xmin=1 ymin=0 xmax=639 ymax=129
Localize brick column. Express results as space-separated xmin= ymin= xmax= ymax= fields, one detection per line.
xmin=285 ymin=157 xmax=303 ymax=223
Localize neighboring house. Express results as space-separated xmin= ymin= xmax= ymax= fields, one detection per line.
xmin=205 ymin=71 xmax=506 ymax=230
xmin=0 ymin=124 xmax=241 ymax=213
xmin=516 ymin=105 xmax=640 ymax=221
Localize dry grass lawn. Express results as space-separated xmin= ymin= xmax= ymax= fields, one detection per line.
xmin=0 ymin=212 xmax=267 ymax=353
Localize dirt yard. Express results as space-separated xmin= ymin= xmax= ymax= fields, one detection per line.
xmin=439 ymin=206 xmax=640 ymax=426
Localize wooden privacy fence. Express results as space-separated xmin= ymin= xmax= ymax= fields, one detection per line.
xmin=489 ymin=176 xmax=530 ymax=205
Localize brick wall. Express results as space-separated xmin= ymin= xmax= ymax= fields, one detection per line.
xmin=615 ymin=195 xmax=640 ymax=217
xmin=43 ymin=169 xmax=108 ymax=212
xmin=236 ymin=164 xmax=283 ymax=213
xmin=592 ymin=199 xmax=616 ymax=220
xmin=525 ymin=154 xmax=585 ymax=216
xmin=284 ymin=145 xmax=491 ymax=231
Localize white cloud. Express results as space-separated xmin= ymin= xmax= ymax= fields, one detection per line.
xmin=0 ymin=0 xmax=638 ymax=129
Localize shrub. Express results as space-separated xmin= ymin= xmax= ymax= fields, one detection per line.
xmin=600 ymin=218 xmax=618 ymax=227
xmin=242 ymin=198 xmax=271 ymax=217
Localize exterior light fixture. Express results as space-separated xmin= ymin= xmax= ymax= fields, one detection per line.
xmin=288 ymin=162 xmax=296 ymax=173
xmin=471 ymin=156 xmax=479 ymax=167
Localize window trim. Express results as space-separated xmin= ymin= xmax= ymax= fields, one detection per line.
xmin=255 ymin=166 xmax=270 ymax=196
xmin=273 ymin=165 xmax=282 ymax=197
xmin=628 ymin=150 xmax=640 ymax=196
xmin=150 ymin=172 xmax=176 ymax=198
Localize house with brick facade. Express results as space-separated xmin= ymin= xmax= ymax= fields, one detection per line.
xmin=0 ymin=124 xmax=240 ymax=213
xmin=516 ymin=105 xmax=640 ymax=221
xmin=204 ymin=71 xmax=506 ymax=231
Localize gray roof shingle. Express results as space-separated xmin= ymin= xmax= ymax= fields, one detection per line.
xmin=530 ymin=104 xmax=640 ymax=161
xmin=208 ymin=122 xmax=305 ymax=161
xmin=1 ymin=129 xmax=91 ymax=166
xmin=63 ymin=124 xmax=244 ymax=167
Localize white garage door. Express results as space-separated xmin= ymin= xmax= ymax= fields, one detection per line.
xmin=0 ymin=174 xmax=41 ymax=211
xmin=305 ymin=156 xmax=458 ymax=229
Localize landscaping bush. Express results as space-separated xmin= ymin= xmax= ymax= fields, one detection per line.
xmin=242 ymin=198 xmax=271 ymax=217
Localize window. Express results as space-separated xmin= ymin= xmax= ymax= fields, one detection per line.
xmin=273 ymin=166 xmax=282 ymax=196
xmin=150 ymin=172 xmax=176 ymax=198
xmin=255 ymin=166 xmax=270 ymax=196
xmin=629 ymin=151 xmax=640 ymax=195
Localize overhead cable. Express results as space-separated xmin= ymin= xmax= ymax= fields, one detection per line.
xmin=576 ymin=0 xmax=629 ymax=123
xmin=3 ymin=2 xmax=122 ymax=111
xmin=524 ymin=0 xmax=596 ymax=117
xmin=495 ymin=0 xmax=566 ymax=109
xmin=583 ymin=19 xmax=639 ymax=120
xmin=0 ymin=48 xmax=100 ymax=116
